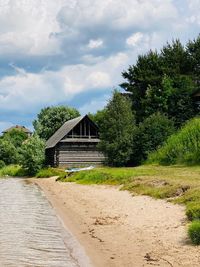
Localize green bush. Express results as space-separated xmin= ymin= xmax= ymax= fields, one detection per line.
xmin=148 ymin=118 xmax=200 ymax=165
xmin=0 ymin=160 xmax=5 ymax=169
xmin=0 ymin=139 xmax=19 ymax=165
xmin=188 ymin=221 xmax=200 ymax=245
xmin=20 ymin=135 xmax=45 ymax=175
xmin=186 ymin=202 xmax=200 ymax=221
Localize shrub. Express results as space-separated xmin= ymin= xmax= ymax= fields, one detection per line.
xmin=0 ymin=160 xmax=5 ymax=169
xmin=188 ymin=221 xmax=200 ymax=245
xmin=20 ymin=135 xmax=45 ymax=175
xmin=0 ymin=139 xmax=19 ymax=165
xmin=186 ymin=202 xmax=200 ymax=221
xmin=148 ymin=118 xmax=200 ymax=165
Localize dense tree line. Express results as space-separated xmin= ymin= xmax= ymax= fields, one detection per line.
xmin=95 ymin=36 xmax=200 ymax=166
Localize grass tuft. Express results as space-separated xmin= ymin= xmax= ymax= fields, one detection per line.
xmin=188 ymin=221 xmax=200 ymax=245
xmin=0 ymin=165 xmax=27 ymax=177
xmin=186 ymin=202 xmax=200 ymax=221
xmin=36 ymin=168 xmax=66 ymax=178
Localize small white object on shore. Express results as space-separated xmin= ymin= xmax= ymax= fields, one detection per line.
xmin=65 ymin=166 xmax=95 ymax=173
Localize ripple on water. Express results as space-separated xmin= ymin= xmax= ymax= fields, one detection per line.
xmin=0 ymin=178 xmax=79 ymax=267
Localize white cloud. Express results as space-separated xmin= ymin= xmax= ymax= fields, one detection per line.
xmin=58 ymin=0 xmax=177 ymax=31
xmin=88 ymin=39 xmax=103 ymax=49
xmin=0 ymin=0 xmax=66 ymax=55
xmin=186 ymin=0 xmax=200 ymax=25
xmin=0 ymin=52 xmax=129 ymax=113
xmin=126 ymin=32 xmax=143 ymax=47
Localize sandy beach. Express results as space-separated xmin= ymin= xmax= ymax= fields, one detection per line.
xmin=34 ymin=177 xmax=200 ymax=267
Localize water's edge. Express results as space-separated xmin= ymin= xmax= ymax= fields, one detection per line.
xmin=33 ymin=179 xmax=93 ymax=267
xmin=0 ymin=178 xmax=92 ymax=267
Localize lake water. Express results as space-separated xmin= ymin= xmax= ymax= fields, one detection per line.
xmin=0 ymin=178 xmax=90 ymax=267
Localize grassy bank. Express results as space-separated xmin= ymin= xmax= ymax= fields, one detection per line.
xmin=60 ymin=165 xmax=200 ymax=201
xmin=59 ymin=165 xmax=200 ymax=244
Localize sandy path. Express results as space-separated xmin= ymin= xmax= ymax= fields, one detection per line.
xmin=34 ymin=178 xmax=200 ymax=267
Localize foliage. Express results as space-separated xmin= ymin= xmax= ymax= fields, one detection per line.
xmin=121 ymin=39 xmax=196 ymax=126
xmin=0 ymin=160 xmax=5 ymax=169
xmin=131 ymin=113 xmax=175 ymax=165
xmin=0 ymin=165 xmax=26 ymax=177
xmin=33 ymin=105 xmax=80 ymax=140
xmin=186 ymin=202 xmax=200 ymax=221
xmin=3 ymin=129 xmax=28 ymax=147
xmin=88 ymin=108 xmax=107 ymax=131
xmin=36 ymin=167 xmax=65 ymax=178
xmin=0 ymin=139 xmax=19 ymax=165
xmin=20 ymin=135 xmax=45 ymax=175
xmin=99 ymin=90 xmax=135 ymax=166
xmin=148 ymin=118 xmax=200 ymax=165
xmin=188 ymin=221 xmax=200 ymax=245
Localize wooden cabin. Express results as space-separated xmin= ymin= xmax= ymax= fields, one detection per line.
xmin=45 ymin=115 xmax=105 ymax=167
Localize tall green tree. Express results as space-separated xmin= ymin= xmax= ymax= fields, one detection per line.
xmin=99 ymin=91 xmax=135 ymax=166
xmin=121 ymin=39 xmax=196 ymax=126
xmin=33 ymin=106 xmax=80 ymax=140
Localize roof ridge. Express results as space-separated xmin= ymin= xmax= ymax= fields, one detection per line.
xmin=46 ymin=115 xmax=87 ymax=149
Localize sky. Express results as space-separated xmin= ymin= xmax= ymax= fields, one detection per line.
xmin=0 ymin=0 xmax=200 ymax=133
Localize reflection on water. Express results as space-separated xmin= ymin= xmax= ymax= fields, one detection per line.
xmin=0 ymin=178 xmax=80 ymax=267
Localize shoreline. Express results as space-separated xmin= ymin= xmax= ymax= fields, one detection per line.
xmin=33 ymin=177 xmax=200 ymax=267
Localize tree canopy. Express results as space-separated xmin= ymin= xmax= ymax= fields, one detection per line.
xmin=121 ymin=38 xmax=199 ymax=126
xmin=33 ymin=106 xmax=80 ymax=140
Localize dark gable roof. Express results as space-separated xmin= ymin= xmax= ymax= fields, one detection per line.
xmin=46 ymin=115 xmax=89 ymax=149
xmin=3 ymin=125 xmax=32 ymax=134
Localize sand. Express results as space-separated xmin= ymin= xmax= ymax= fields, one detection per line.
xmin=34 ymin=177 xmax=200 ymax=267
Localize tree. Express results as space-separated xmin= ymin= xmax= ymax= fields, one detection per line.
xmin=99 ymin=90 xmax=135 ymax=166
xmin=20 ymin=135 xmax=45 ymax=175
xmin=33 ymin=106 xmax=80 ymax=140
xmin=121 ymin=39 xmax=196 ymax=126
xmin=88 ymin=108 xmax=107 ymax=132
xmin=131 ymin=113 xmax=175 ymax=165
xmin=3 ymin=129 xmax=28 ymax=147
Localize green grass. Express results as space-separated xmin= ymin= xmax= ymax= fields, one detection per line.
xmin=36 ymin=167 xmax=66 ymax=178
xmin=0 ymin=165 xmax=27 ymax=177
xmin=60 ymin=165 xmax=200 ymax=202
xmin=188 ymin=221 xmax=200 ymax=245
xmin=186 ymin=202 xmax=200 ymax=221
xmin=148 ymin=118 xmax=200 ymax=166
